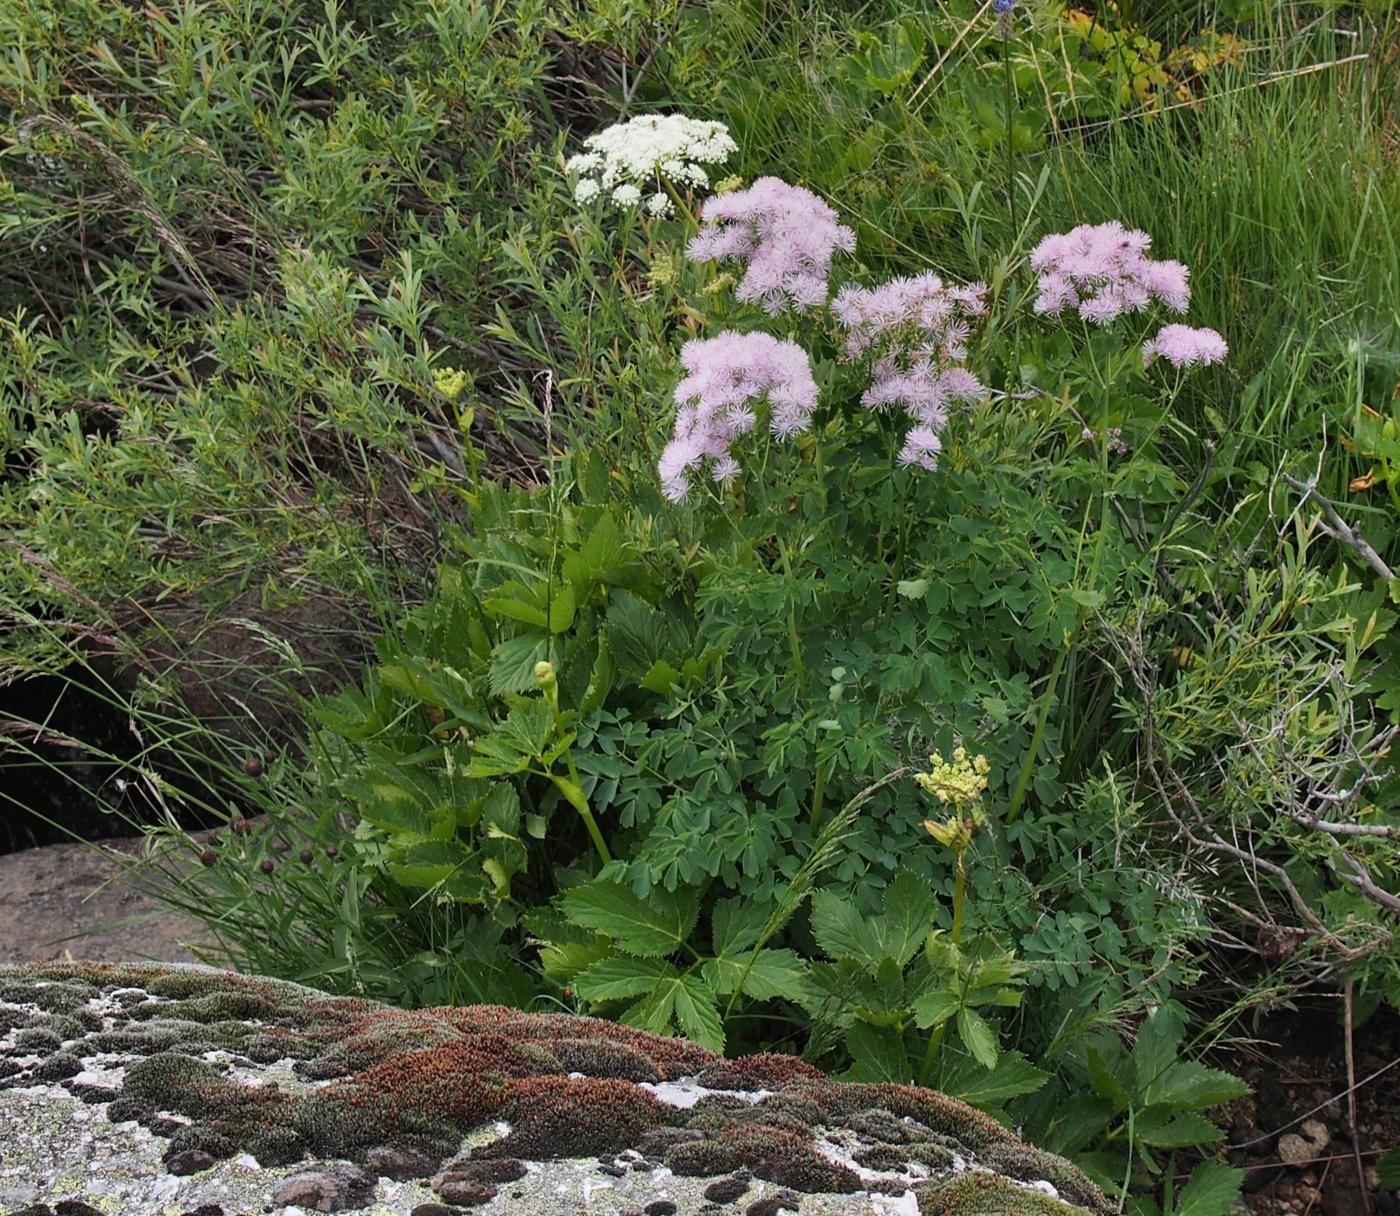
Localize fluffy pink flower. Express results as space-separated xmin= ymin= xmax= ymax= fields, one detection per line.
xmin=831 ymin=271 xmax=987 ymax=470
xmin=659 ymin=330 xmax=819 ymax=501
xmin=1030 ymin=221 xmax=1191 ymax=321
xmin=687 ymin=177 xmax=855 ymax=313
xmin=1142 ymin=324 xmax=1229 ymax=368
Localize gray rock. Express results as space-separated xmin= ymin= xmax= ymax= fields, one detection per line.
xmin=272 ymin=1161 xmax=375 ymax=1211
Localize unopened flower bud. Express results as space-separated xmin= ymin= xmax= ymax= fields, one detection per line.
xmin=299 ymin=848 xmax=315 ymax=864
xmin=534 ymin=660 xmax=557 ymax=689
xmin=244 ymin=755 xmax=265 ymax=777
xmin=324 ymin=845 xmax=338 ymax=859
xmin=199 ymin=849 xmax=217 ymax=867
xmin=259 ymin=858 xmax=275 ymax=875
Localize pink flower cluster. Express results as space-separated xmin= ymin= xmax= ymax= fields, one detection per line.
xmin=687 ymin=177 xmax=856 ymax=314
xmin=1030 ymin=221 xmax=1190 ymax=323
xmin=658 ymin=330 xmax=819 ymax=502
xmin=1141 ymin=323 xmax=1228 ymax=368
xmin=831 ymin=272 xmax=989 ymax=470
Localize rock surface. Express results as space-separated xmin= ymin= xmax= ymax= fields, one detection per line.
xmin=0 ymin=962 xmax=1111 ymax=1215
xmin=0 ymin=837 xmax=206 ymax=965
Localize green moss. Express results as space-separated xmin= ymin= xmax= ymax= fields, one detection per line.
xmin=917 ymin=1171 xmax=1088 ymax=1215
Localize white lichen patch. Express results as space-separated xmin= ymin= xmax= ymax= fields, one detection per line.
xmin=639 ymin=1077 xmax=773 ymax=1109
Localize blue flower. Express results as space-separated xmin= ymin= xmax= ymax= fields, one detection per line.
xmin=993 ymin=0 xmax=1015 ymax=11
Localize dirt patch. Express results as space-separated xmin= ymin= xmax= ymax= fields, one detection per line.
xmin=0 ymin=835 xmax=208 ymax=964
xmin=1222 ymin=1002 xmax=1400 ymax=1215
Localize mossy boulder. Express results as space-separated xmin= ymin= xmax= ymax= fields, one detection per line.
xmin=0 ymin=962 xmax=1111 ymax=1215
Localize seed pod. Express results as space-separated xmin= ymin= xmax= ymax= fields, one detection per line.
xmin=259 ymin=859 xmax=275 ymax=875
xmin=299 ymin=848 xmax=315 ymax=864
xmin=244 ymin=755 xmax=265 ymax=777
xmin=324 ymin=845 xmax=338 ymax=859
xmin=199 ymin=849 xmax=217 ymax=867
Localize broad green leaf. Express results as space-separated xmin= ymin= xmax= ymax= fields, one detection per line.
xmin=1046 ymin=1093 xmax=1120 ymax=1155
xmin=1131 ymin=1004 xmax=1186 ymax=1092
xmin=877 ymin=871 xmax=938 ymax=966
xmin=711 ymin=896 xmax=768 ymax=957
xmin=537 ymin=937 xmax=612 ymax=981
xmin=1144 ymin=1061 xmax=1251 ymax=1111
xmin=574 ymin=955 xmax=679 ymax=1001
xmin=639 ymin=659 xmax=684 ymax=694
xmin=1135 ymin=1108 xmax=1222 ymax=1149
xmin=811 ymin=889 xmax=877 ymax=964
xmin=563 ymin=880 xmax=698 ymax=957
xmin=386 ymin=839 xmax=470 ymax=889
xmin=1376 ymin=1147 xmax=1400 ymax=1189
xmin=846 ymin=1021 xmax=910 ymax=1083
xmin=672 ymin=974 xmax=724 ymax=1053
xmin=488 ymin=634 xmax=549 ymax=695
xmin=1173 ymin=1161 xmax=1244 ymax=1216
xmin=1087 ymin=1043 xmax=1129 ymax=1108
xmin=939 ymin=1050 xmax=1048 ymax=1109
xmin=957 ymin=1006 xmax=999 ymax=1071
xmin=621 ymin=986 xmax=676 ymax=1035
xmin=912 ymin=989 xmax=959 ymax=1029
xmin=704 ymin=949 xmax=810 ymax=1002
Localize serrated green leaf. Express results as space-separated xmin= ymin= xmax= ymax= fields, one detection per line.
xmin=1131 ymin=1004 xmax=1186 ymax=1092
xmin=574 ymin=955 xmax=679 ymax=1001
xmin=704 ymin=949 xmax=810 ymax=1002
xmin=957 ymin=1006 xmax=999 ymax=1071
xmin=1135 ymin=1106 xmax=1223 ymax=1148
xmin=811 ymin=889 xmax=878 ymax=964
xmin=711 ymin=896 xmax=768 ymax=957
xmin=488 ymin=634 xmax=549 ymax=695
xmin=912 ymin=989 xmax=959 ymax=1029
xmin=672 ymin=974 xmax=724 ymax=1053
xmin=1145 ymin=1061 xmax=1251 ymax=1110
xmin=1088 ymin=1043 xmax=1129 ymax=1108
xmin=938 ymin=1050 xmax=1048 ymax=1110
xmin=878 ymin=871 xmax=938 ymax=966
xmin=1376 ymin=1147 xmax=1400 ymax=1189
xmin=562 ymin=880 xmax=698 ymax=957
xmin=1173 ymin=1161 xmax=1244 ymax=1216
xmin=846 ymin=1021 xmax=910 ymax=1083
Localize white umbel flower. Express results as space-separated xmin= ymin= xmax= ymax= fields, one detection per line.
xmin=567 ymin=113 xmax=737 ymax=211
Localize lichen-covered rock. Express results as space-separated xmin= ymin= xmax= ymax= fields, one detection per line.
xmin=0 ymin=962 xmax=1111 ymax=1215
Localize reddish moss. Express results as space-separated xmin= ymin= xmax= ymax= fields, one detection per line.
xmin=485 ymin=1075 xmax=675 ymax=1159
xmin=696 ymin=1052 xmax=826 ymax=1090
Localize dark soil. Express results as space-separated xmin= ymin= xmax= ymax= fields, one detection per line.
xmin=0 ymin=669 xmax=150 ymax=852
xmin=1221 ymin=1001 xmax=1400 ymax=1215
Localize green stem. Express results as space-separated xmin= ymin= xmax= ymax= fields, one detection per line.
xmin=918 ymin=1019 xmax=945 ymax=1088
xmin=566 ymin=749 xmax=612 ymax=865
xmin=809 ymin=757 xmax=828 ymax=832
xmin=776 ymin=535 xmax=807 ymax=703
xmin=1002 ymin=26 xmax=1017 ymax=235
xmin=951 ymin=853 xmax=967 ymax=946
xmin=1005 ymin=629 xmax=1074 ymax=824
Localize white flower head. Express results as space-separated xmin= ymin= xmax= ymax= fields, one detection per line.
xmin=566 ymin=113 xmax=737 ymax=213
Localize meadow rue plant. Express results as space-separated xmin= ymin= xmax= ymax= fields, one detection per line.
xmin=1142 ymin=322 xmax=1229 ymax=368
xmin=686 ymin=176 xmax=856 ymax=313
xmin=831 ymin=272 xmax=989 ymax=469
xmin=566 ymin=113 xmax=737 ymax=216
xmin=658 ymin=330 xmax=818 ymax=501
xmin=1030 ymin=220 xmax=1191 ymax=322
